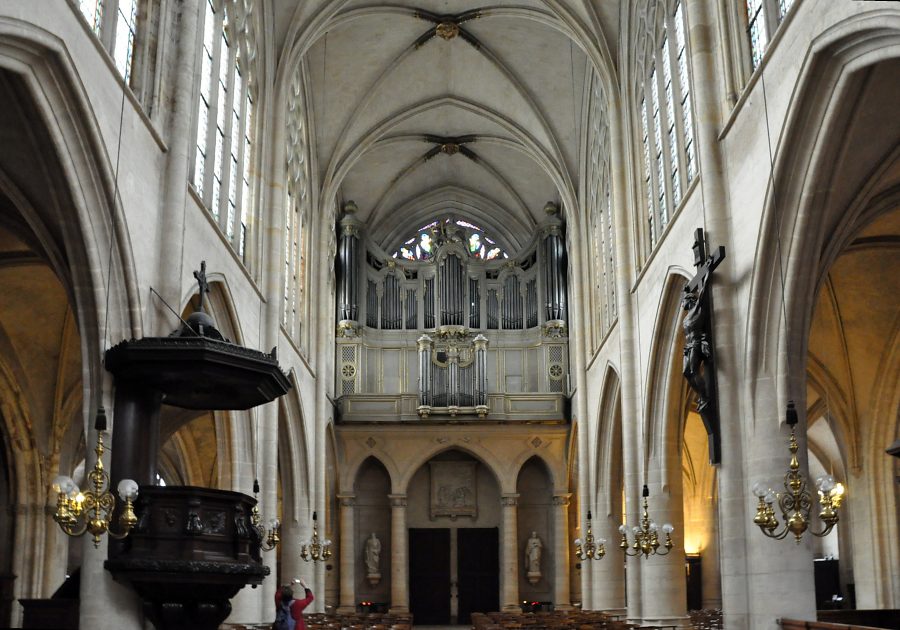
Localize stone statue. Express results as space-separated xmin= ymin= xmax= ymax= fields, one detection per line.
xmin=365 ymin=532 xmax=381 ymax=580
xmin=525 ymin=531 xmax=542 ymax=583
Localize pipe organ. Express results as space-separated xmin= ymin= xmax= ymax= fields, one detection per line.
xmin=336 ymin=203 xmax=570 ymax=423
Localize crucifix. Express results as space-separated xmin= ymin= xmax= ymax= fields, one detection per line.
xmin=193 ymin=260 xmax=210 ymax=312
xmin=682 ymin=228 xmax=725 ymax=464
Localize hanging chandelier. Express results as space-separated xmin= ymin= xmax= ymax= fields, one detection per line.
xmin=51 ymin=407 xmax=139 ymax=547
xmin=619 ymin=485 xmax=674 ymax=558
xmin=250 ymin=480 xmax=281 ymax=551
xmin=751 ymin=402 xmax=845 ymax=542
xmin=574 ymin=510 xmax=606 ymax=560
xmin=300 ymin=511 xmax=332 ymax=562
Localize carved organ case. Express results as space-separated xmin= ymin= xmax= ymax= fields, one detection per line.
xmin=335 ymin=207 xmax=569 ymax=423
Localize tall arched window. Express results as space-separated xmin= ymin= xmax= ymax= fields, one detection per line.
xmin=586 ymin=73 xmax=616 ymax=348
xmin=636 ymin=0 xmax=697 ymax=251
xmin=77 ymin=0 xmax=139 ymax=82
xmin=745 ymin=0 xmax=796 ymax=70
xmin=192 ymin=0 xmax=258 ymax=263
xmin=283 ymin=69 xmax=311 ymax=345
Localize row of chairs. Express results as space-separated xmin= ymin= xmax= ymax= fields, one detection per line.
xmin=470 ymin=610 xmax=667 ymax=630
xmin=220 ymin=611 xmax=414 ymax=630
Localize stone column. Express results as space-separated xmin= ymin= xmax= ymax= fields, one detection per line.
xmin=591 ymin=498 xmax=626 ymax=613
xmin=500 ymin=493 xmax=520 ymax=611
xmin=553 ymin=494 xmax=573 ymax=609
xmin=337 ymin=495 xmax=356 ymax=614
xmin=639 ymin=484 xmax=688 ymax=628
xmin=388 ymin=494 xmax=409 ymax=612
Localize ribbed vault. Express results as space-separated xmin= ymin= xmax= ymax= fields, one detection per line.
xmin=277 ymin=0 xmax=619 ymax=254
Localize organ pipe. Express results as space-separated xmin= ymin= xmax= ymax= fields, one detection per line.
xmin=338 ymin=203 xmax=361 ymax=322
xmin=541 ymin=203 xmax=567 ymax=323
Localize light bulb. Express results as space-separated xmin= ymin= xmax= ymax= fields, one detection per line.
xmin=269 ymin=518 xmax=280 ymax=529
xmin=324 ymin=539 xmax=332 ymax=546
xmin=52 ymin=475 xmax=74 ymax=495
xmin=816 ymin=475 xmax=835 ymax=492
xmin=752 ymin=482 xmax=767 ymax=498
xmin=831 ymin=482 xmax=845 ymax=498
xmin=618 ymin=524 xmax=627 ymax=534
xmin=764 ymin=490 xmax=777 ymax=504
xmin=649 ymin=521 xmax=659 ymax=532
xmin=597 ymin=538 xmax=607 ymax=545
xmin=632 ymin=526 xmax=640 ymax=535
xmin=117 ymin=478 xmax=139 ymax=500
xmin=573 ymin=538 xmax=582 ymax=546
xmin=662 ymin=523 xmax=674 ymax=534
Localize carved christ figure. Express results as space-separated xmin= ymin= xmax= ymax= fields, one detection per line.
xmin=682 ymin=273 xmax=711 ymax=412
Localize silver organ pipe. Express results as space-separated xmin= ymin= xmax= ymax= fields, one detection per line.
xmin=526 ymin=279 xmax=537 ymax=328
xmin=338 ymin=208 xmax=361 ymax=322
xmin=406 ymin=289 xmax=417 ymax=329
xmin=439 ymin=254 xmax=465 ymax=326
xmin=447 ymin=345 xmax=459 ymax=408
xmin=424 ymin=277 xmax=435 ymax=328
xmin=417 ymin=334 xmax=433 ymax=411
xmin=502 ymin=275 xmax=523 ymax=329
xmin=469 ymin=277 xmax=480 ymax=329
xmin=487 ymin=289 xmax=498 ymax=329
xmin=366 ymin=280 xmax=378 ymax=328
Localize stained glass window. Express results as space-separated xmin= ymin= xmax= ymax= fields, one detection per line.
xmin=745 ymin=0 xmax=795 ymax=71
xmin=192 ymin=0 xmax=256 ymax=263
xmin=638 ymin=1 xmax=697 ymax=254
xmin=113 ymin=0 xmax=137 ymax=81
xmin=393 ymin=219 xmax=507 ymax=261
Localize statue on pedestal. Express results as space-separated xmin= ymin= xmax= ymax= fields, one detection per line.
xmin=525 ymin=531 xmax=542 ymax=584
xmin=365 ymin=532 xmax=381 ymax=586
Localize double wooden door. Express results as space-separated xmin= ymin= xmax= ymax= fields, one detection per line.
xmin=409 ymin=527 xmax=499 ymax=625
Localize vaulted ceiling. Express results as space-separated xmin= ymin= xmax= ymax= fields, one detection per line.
xmin=275 ymin=0 xmax=620 ymax=255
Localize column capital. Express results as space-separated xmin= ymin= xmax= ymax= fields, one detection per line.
xmin=553 ymin=493 xmax=572 ymax=507
xmin=337 ymin=494 xmax=356 ymax=507
xmin=500 ymin=493 xmax=520 ymax=506
xmin=388 ymin=494 xmax=408 ymax=507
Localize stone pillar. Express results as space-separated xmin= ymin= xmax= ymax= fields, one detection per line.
xmin=553 ymin=494 xmax=573 ymax=610
xmin=591 ymin=497 xmax=626 ymax=613
xmin=473 ymin=334 xmax=488 ymax=416
xmin=639 ymin=484 xmax=688 ymax=628
xmin=500 ymin=493 xmax=520 ymax=611
xmin=388 ymin=494 xmax=409 ymax=612
xmin=337 ymin=495 xmax=356 ymax=614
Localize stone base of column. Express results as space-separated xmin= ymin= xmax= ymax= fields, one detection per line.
xmin=502 ymin=604 xmax=521 ymax=612
xmin=388 ymin=606 xmax=409 ymax=614
xmin=554 ymin=604 xmax=575 ymax=611
xmin=336 ymin=606 xmax=357 ymax=615
xmin=642 ymin=616 xmax=691 ymax=629
xmin=600 ymin=607 xmax=627 ymax=618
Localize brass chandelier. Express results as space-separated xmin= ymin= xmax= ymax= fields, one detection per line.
xmin=51 ymin=407 xmax=138 ymax=547
xmin=751 ymin=402 xmax=844 ymax=543
xmin=619 ymin=485 xmax=674 ymax=558
xmin=574 ymin=510 xmax=606 ymax=560
xmin=300 ymin=511 xmax=332 ymax=562
xmin=251 ymin=480 xmax=281 ymax=551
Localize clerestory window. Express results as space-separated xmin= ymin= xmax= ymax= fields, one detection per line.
xmin=637 ymin=0 xmax=697 ymax=252
xmin=283 ymin=70 xmax=311 ymax=347
xmin=586 ymin=73 xmax=617 ymax=347
xmin=745 ymin=0 xmax=796 ymax=71
xmin=192 ymin=0 xmax=257 ymax=264
xmin=77 ymin=0 xmax=139 ymax=82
